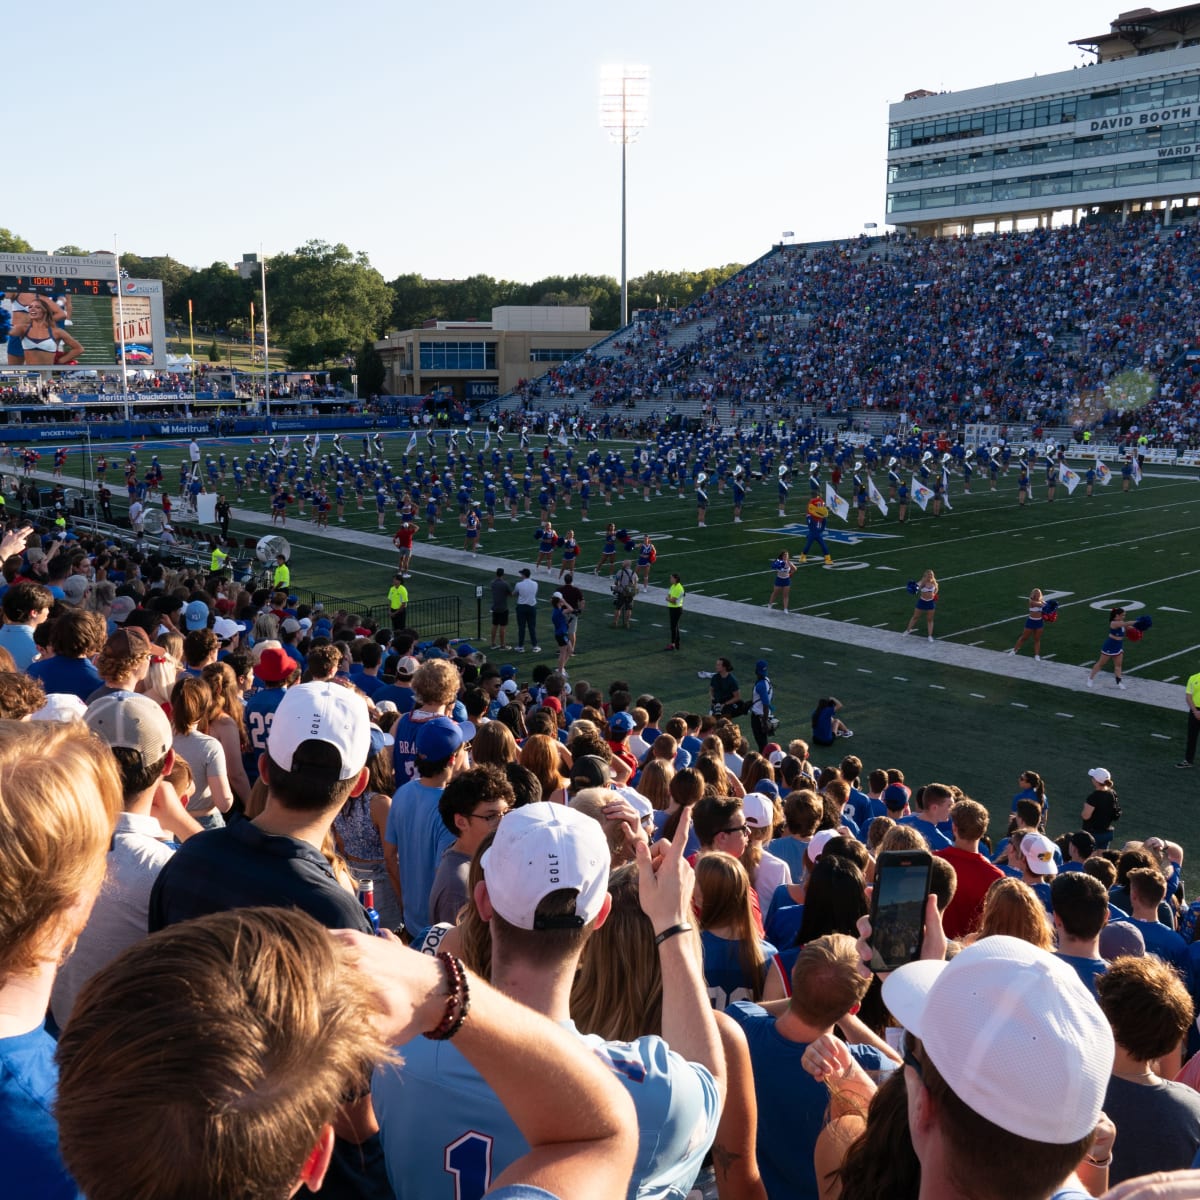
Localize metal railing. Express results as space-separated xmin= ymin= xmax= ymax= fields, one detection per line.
xmin=299 ymin=590 xmax=461 ymax=640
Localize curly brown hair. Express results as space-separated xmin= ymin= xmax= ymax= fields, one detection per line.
xmin=0 ymin=671 xmax=46 ymax=719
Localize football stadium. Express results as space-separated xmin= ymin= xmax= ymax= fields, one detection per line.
xmin=7 ymin=6 xmax=1200 ymax=1197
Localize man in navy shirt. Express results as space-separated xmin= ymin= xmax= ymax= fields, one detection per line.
xmin=149 ymin=682 xmax=375 ymax=935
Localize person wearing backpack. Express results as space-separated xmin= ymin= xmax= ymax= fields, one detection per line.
xmin=1081 ymin=767 xmax=1121 ymax=851
xmin=611 ymin=560 xmax=637 ymax=630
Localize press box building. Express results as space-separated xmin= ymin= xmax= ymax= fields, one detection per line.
xmin=887 ymin=4 xmax=1200 ymax=236
xmin=374 ymin=306 xmax=606 ymax=404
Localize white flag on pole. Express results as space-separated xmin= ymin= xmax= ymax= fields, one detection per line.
xmin=1095 ymin=459 xmax=1112 ymax=487
xmin=911 ymin=475 xmax=934 ymax=512
xmin=824 ymin=483 xmax=850 ymax=522
xmin=1131 ymin=457 xmax=1142 ymax=486
xmin=941 ymin=467 xmax=953 ymax=510
xmin=1061 ymin=465 xmax=1080 ymax=495
xmin=867 ymin=476 xmax=889 ymax=516
xmin=404 ymin=432 xmax=417 ymax=455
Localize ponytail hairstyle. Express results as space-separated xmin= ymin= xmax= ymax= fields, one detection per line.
xmin=1019 ymin=770 xmax=1046 ymax=809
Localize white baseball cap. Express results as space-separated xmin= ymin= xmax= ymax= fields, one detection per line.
xmin=807 ymin=828 xmax=840 ymax=864
xmin=267 ymin=682 xmax=371 ymax=781
xmin=882 ymin=935 xmax=1114 ymax=1143
xmin=30 ymin=693 xmax=89 ymax=723
xmin=1087 ymin=767 xmax=1111 ymax=784
xmin=481 ymin=801 xmax=610 ymax=931
xmin=212 ymin=617 xmax=242 ymax=641
xmin=1021 ymin=831 xmax=1059 ymax=876
xmin=740 ymin=790 xmax=775 ymax=830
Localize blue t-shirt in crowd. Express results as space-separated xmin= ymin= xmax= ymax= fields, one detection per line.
xmin=727 ymin=1001 xmax=887 ymax=1200
xmin=373 ymin=1020 xmax=719 ymax=1200
xmin=387 ymin=776 xmax=453 ymax=934
xmin=1056 ymin=953 xmax=1107 ymax=999
xmin=26 ymin=656 xmax=102 ymax=704
xmin=0 ymin=1026 xmax=80 ymax=1199
xmin=700 ymin=931 xmax=776 ymax=1012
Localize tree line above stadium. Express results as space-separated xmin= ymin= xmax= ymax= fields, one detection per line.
xmin=0 ymin=227 xmax=740 ymax=376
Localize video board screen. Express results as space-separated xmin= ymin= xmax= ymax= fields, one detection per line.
xmin=0 ymin=253 xmax=166 ymax=371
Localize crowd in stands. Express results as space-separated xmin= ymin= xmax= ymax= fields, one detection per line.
xmin=512 ymin=219 xmax=1200 ymax=449
xmin=3 ymin=513 xmax=1200 ymax=1199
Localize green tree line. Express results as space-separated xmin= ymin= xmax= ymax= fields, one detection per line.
xmin=0 ymin=229 xmax=741 ymax=378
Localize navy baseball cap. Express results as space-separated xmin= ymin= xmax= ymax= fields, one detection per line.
xmin=882 ymin=783 xmax=911 ymax=812
xmin=500 ymin=664 xmax=517 ymax=680
xmin=754 ymin=779 xmax=781 ymax=799
xmin=415 ymin=716 xmax=465 ymax=763
xmin=755 ymin=660 xmax=769 ymax=676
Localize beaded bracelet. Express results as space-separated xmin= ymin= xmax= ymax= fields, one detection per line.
xmin=424 ymin=953 xmax=471 ymax=1041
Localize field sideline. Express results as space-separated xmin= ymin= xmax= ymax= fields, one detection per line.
xmin=11 ymin=430 xmax=1200 ymax=862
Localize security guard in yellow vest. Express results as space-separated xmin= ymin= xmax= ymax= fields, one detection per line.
xmin=273 ymin=554 xmax=290 ymax=590
xmin=388 ymin=573 xmax=409 ymax=630
xmin=210 ymin=546 xmax=229 ymax=574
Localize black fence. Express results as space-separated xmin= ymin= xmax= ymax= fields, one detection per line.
xmin=299 ymin=590 xmax=462 ymax=641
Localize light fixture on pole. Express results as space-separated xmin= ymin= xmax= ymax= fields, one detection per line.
xmin=599 ymin=64 xmax=649 ymax=330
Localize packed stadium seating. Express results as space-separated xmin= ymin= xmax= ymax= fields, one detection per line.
xmin=499 ymin=218 xmax=1200 ymax=450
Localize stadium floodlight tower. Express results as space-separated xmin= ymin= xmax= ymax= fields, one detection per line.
xmin=599 ymin=64 xmax=650 ymax=330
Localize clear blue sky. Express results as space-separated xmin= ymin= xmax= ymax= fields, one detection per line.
xmin=25 ymin=1 xmax=1118 ymax=281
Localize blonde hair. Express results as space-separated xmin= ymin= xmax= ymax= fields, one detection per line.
xmin=156 ymin=631 xmax=184 ymax=665
xmin=56 ymin=907 xmax=392 ymax=1200
xmin=977 ymin=878 xmax=1053 ymax=951
xmin=412 ymin=659 xmax=460 ymax=707
xmin=251 ymin=612 xmax=279 ymax=644
xmin=142 ymin=635 xmax=182 ymax=707
xmin=570 ymin=788 xmax=636 ymax=867
xmin=876 ymin=824 xmax=926 ymax=855
xmin=695 ymin=852 xmax=766 ymax=1001
xmin=0 ymin=720 xmax=122 ymax=982
xmin=572 ymin=863 xmax=665 ymax=1041
xmin=201 ymin=661 xmax=247 ymax=750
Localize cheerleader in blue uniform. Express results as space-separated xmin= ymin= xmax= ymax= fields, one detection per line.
xmin=1088 ymin=606 xmax=1135 ymax=690
xmin=766 ymin=551 xmax=797 ymax=613
xmin=557 ymin=530 xmax=579 ymax=581
xmin=904 ymin=570 xmax=939 ymax=642
xmin=593 ymin=522 xmax=618 ymax=575
xmin=1009 ymin=588 xmax=1047 ymax=660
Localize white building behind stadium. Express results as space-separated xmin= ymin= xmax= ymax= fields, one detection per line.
xmin=887 ymin=3 xmax=1200 ymax=235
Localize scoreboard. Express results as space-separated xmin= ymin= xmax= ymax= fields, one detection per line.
xmin=6 ymin=276 xmax=112 ymax=296
xmin=0 ymin=252 xmax=166 ymax=371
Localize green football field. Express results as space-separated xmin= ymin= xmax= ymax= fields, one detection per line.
xmin=26 ymin=431 xmax=1200 ymax=860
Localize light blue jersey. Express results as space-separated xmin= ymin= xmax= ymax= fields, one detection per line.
xmin=385 ymin=776 xmax=454 ymax=934
xmin=374 ymin=1020 xmax=719 ymax=1200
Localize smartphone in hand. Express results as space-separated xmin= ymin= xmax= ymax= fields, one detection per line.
xmin=868 ymin=849 xmax=932 ymax=972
